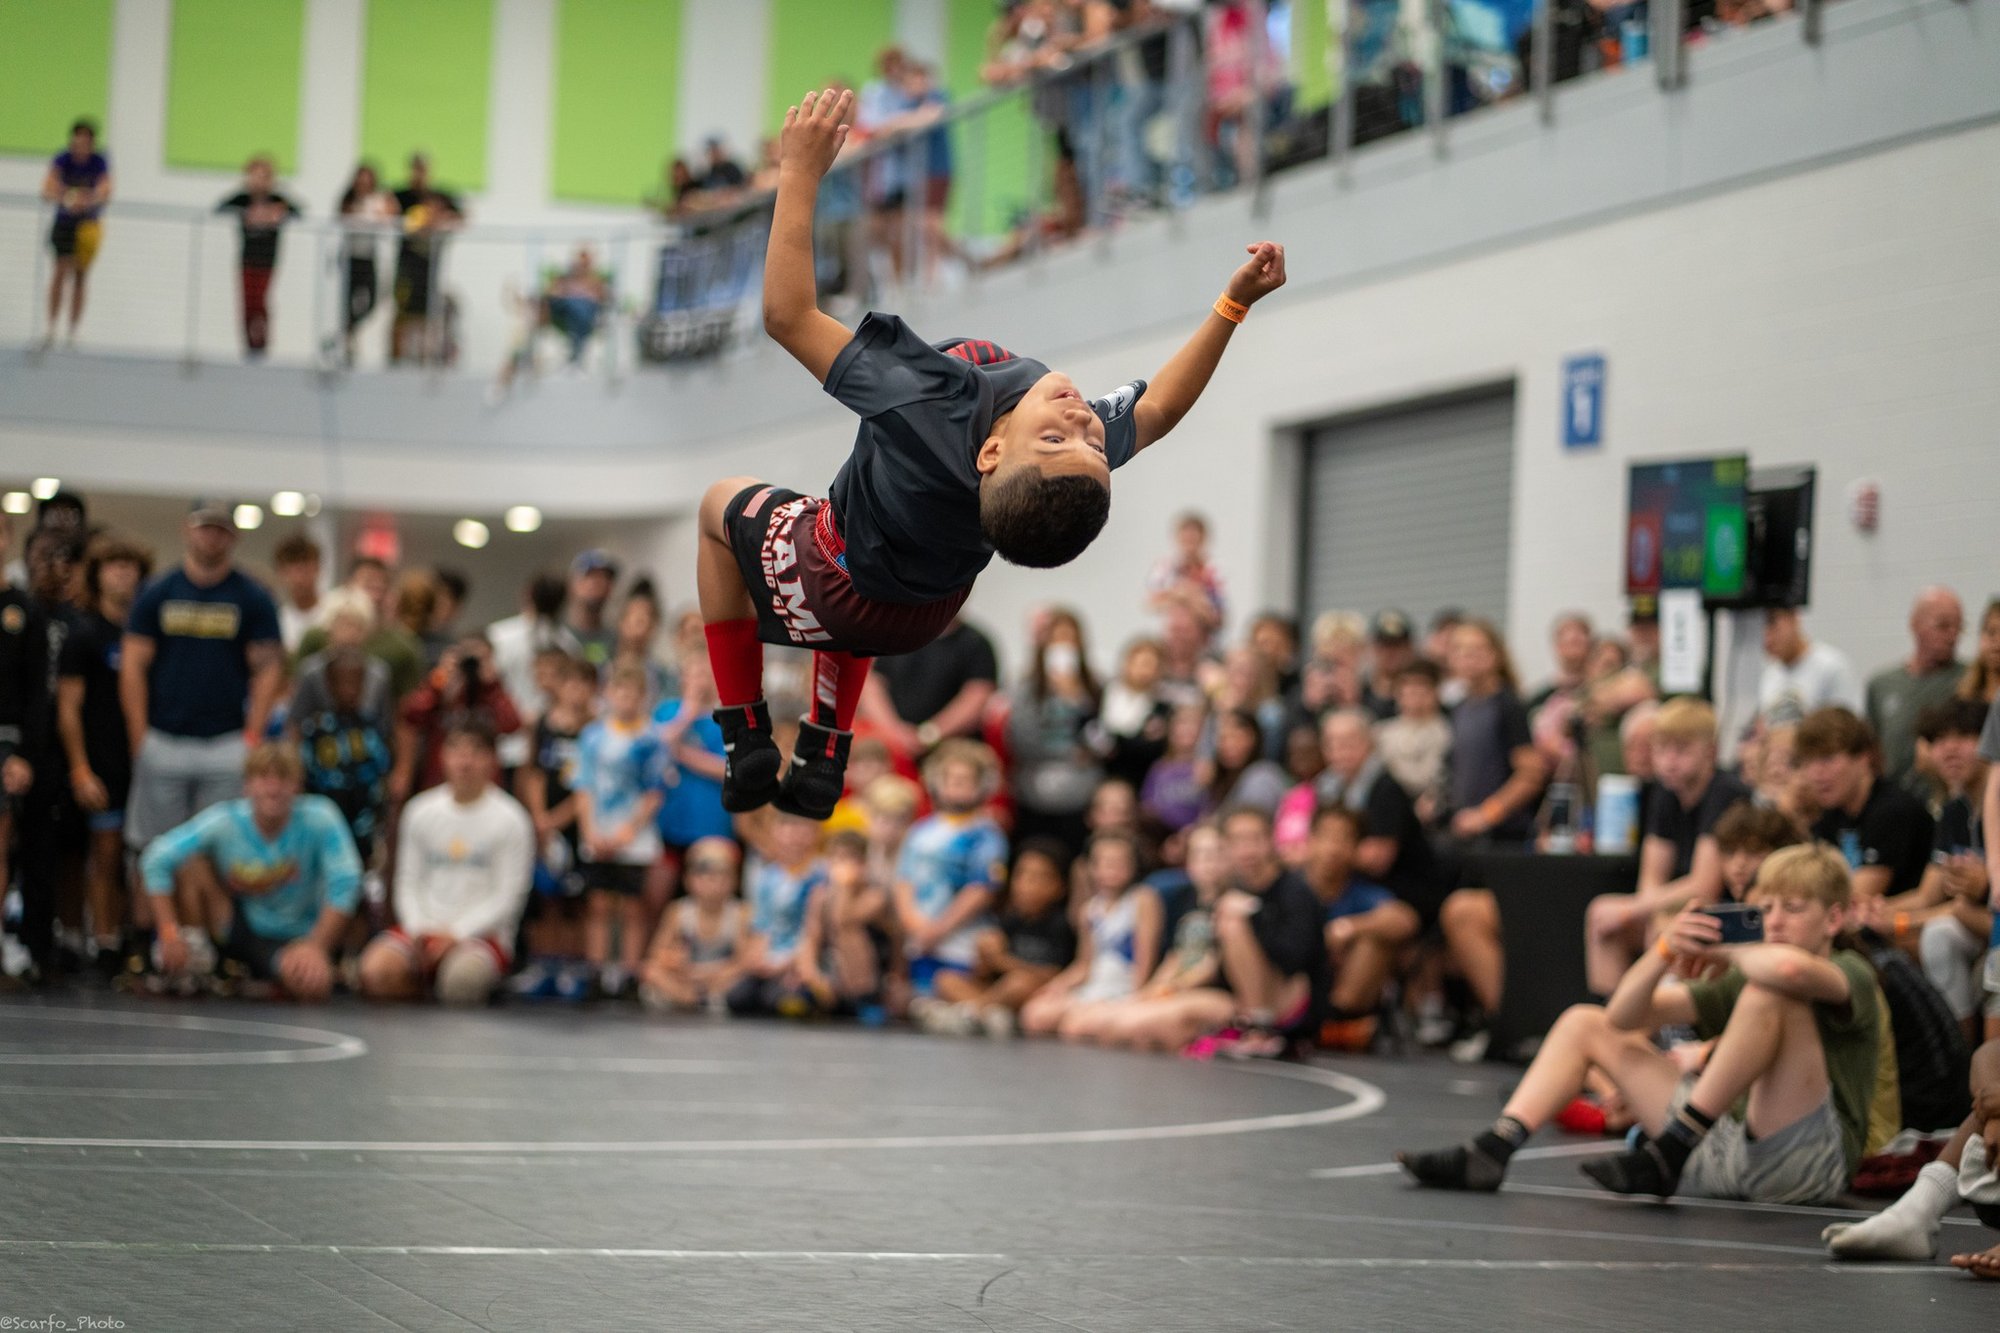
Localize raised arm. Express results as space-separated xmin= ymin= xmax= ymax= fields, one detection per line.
xmin=762 ymin=88 xmax=859 ymax=384
xmin=1132 ymin=242 xmax=1286 ymax=452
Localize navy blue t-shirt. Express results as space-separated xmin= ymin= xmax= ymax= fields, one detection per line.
xmin=823 ymin=313 xmax=1146 ymax=605
xmin=127 ymin=569 xmax=281 ymax=739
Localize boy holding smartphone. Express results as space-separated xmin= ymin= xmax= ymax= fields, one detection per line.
xmin=1400 ymin=844 xmax=1880 ymax=1205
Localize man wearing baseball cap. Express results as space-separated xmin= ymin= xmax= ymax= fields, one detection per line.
xmin=119 ymin=504 xmax=283 ymax=853
xmin=563 ymin=549 xmax=620 ymax=668
xmin=1364 ymin=609 xmax=1417 ymax=720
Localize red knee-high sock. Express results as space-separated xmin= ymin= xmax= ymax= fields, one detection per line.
xmin=704 ymin=619 xmax=765 ymax=708
xmin=809 ymin=650 xmax=871 ymax=731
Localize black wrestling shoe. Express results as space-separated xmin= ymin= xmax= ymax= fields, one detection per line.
xmin=713 ymin=701 xmax=784 ymax=812
xmin=771 ymin=719 xmax=852 ymax=821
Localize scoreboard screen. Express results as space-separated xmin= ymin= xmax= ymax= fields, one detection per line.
xmin=1625 ymin=456 xmax=1748 ymax=601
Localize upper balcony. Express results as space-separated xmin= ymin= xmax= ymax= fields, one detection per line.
xmin=1 ymin=0 xmax=1993 ymax=513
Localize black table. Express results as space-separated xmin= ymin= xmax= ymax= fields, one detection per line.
xmin=1461 ymin=848 xmax=1640 ymax=1057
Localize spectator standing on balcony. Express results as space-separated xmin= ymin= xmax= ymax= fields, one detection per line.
xmin=1760 ymin=608 xmax=1862 ymax=725
xmin=120 ymin=506 xmax=284 ymax=852
xmin=898 ymin=60 xmax=957 ymax=286
xmin=40 ymin=119 xmax=111 ymax=350
xmin=270 ymin=534 xmax=322 ymax=655
xmin=336 ymin=163 xmax=397 ymax=366
xmin=215 ymin=155 xmax=301 ymax=360
xmin=1866 ymin=587 xmax=1966 ymax=789
xmin=857 ymin=47 xmax=918 ymax=281
xmin=389 ymin=153 xmax=464 ymax=365
xmin=564 ymin=551 xmax=620 ymax=670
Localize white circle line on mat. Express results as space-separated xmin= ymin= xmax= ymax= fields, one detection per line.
xmin=0 ymin=1006 xmax=367 ymax=1067
xmin=0 ymin=1059 xmax=1382 ymax=1154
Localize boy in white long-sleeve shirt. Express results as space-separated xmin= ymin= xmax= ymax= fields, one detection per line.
xmin=359 ymin=723 xmax=535 ymax=1005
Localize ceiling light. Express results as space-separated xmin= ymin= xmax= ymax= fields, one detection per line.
xmin=302 ymin=493 xmax=322 ymax=517
xmin=504 ymin=505 xmax=543 ymax=533
xmin=271 ymin=491 xmax=305 ymax=517
xmin=233 ymin=503 xmax=264 ymax=531
xmin=1 ymin=493 xmax=30 ymax=515
xmin=453 ymin=519 xmax=490 ymax=549
xmin=30 ymin=477 xmax=59 ymax=500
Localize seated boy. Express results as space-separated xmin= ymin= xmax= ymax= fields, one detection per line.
xmin=796 ymin=830 xmax=889 ymax=1015
xmin=638 ymin=836 xmax=750 ymax=1012
xmin=727 ymin=812 xmax=824 ymax=1017
xmin=698 ymin=86 xmax=1287 ymax=819
xmin=1583 ymin=698 xmax=1750 ymax=995
xmin=139 ymin=744 xmax=361 ymax=1002
xmin=894 ymin=740 xmax=1008 ymax=998
xmin=1307 ymin=804 xmax=1420 ymax=1040
xmin=1400 ymin=844 xmax=1880 ymax=1205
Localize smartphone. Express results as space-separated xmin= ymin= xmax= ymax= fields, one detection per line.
xmin=1700 ymin=902 xmax=1764 ymax=945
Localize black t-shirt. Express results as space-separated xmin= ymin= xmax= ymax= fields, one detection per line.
xmin=1448 ymin=689 xmax=1536 ymax=839
xmin=1812 ymin=778 xmax=1935 ymax=896
xmin=1228 ymin=869 xmax=1334 ymax=1030
xmin=1001 ymin=905 xmax=1077 ymax=970
xmin=534 ymin=717 xmax=583 ymax=825
xmin=54 ymin=610 xmax=128 ymax=780
xmin=393 ymin=186 xmax=461 ymax=266
xmin=823 ymin=313 xmax=1146 ymax=604
xmin=216 ymin=191 xmax=300 ymax=268
xmin=700 ymin=159 xmax=746 ymax=191
xmin=873 ymin=621 xmax=999 ymax=726
xmin=1643 ymin=770 xmax=1752 ymax=880
xmin=1358 ymin=768 xmax=1440 ymax=905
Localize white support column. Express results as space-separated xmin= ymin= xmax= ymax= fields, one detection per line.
xmin=486 ymin=0 xmax=556 ymax=213
xmin=896 ymin=0 xmax=948 ymax=67
xmin=298 ymin=0 xmax=364 ymax=207
xmin=676 ymin=0 xmax=771 ymax=160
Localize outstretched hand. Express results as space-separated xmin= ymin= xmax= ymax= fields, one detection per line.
xmin=781 ymin=88 xmax=855 ymax=181
xmin=1225 ymin=241 xmax=1287 ymax=306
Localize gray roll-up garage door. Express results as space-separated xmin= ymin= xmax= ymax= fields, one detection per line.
xmin=1297 ymin=387 xmax=1516 ymax=630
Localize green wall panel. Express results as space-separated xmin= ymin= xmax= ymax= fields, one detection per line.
xmin=945 ymin=0 xmax=1038 ymax=243
xmin=166 ymin=0 xmax=307 ymax=173
xmin=551 ymin=0 xmax=682 ymax=204
xmin=1291 ymin=0 xmax=1336 ymax=111
xmin=764 ymin=0 xmax=896 ymax=134
xmin=0 ymin=0 xmax=114 ymax=156
xmin=360 ymin=0 xmax=494 ymax=192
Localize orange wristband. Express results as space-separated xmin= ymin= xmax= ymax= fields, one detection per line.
xmin=1893 ymin=912 xmax=1909 ymax=938
xmin=1656 ymin=936 xmax=1675 ymax=961
xmin=1213 ymin=294 xmax=1248 ymax=324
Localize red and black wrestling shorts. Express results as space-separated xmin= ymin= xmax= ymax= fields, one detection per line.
xmin=723 ymin=484 xmax=969 ymax=658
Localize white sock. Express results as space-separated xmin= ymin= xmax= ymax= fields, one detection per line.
xmin=1823 ymin=1160 xmax=1957 ymax=1260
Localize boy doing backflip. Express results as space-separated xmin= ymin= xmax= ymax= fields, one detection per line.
xmin=699 ymin=88 xmax=1286 ymax=820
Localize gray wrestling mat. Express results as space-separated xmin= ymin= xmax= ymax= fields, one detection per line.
xmin=0 ymin=996 xmax=1986 ymax=1330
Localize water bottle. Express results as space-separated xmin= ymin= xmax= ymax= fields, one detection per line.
xmin=1622 ymin=19 xmax=1649 ymax=63
xmin=1596 ymin=775 xmax=1641 ymax=854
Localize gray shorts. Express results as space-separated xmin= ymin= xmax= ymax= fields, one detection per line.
xmin=125 ymin=730 xmax=244 ymax=850
xmin=1671 ymin=1076 xmax=1851 ymax=1205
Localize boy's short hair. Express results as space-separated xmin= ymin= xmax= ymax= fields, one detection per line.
xmin=862 ymin=774 xmax=923 ymax=819
xmin=1218 ymin=804 xmax=1273 ymax=835
xmin=1175 ymin=511 xmax=1208 ymax=537
xmin=1749 ymin=843 xmax=1852 ymax=908
xmin=1010 ymin=837 xmax=1072 ymax=878
xmin=1086 ymin=829 xmax=1146 ymax=871
xmin=922 ymin=738 xmax=1000 ymax=791
xmin=1711 ymin=803 xmax=1800 ymax=856
xmin=824 ymin=829 xmax=869 ymax=860
xmin=979 ymin=470 xmax=1110 ymax=570
xmin=83 ymin=532 xmax=154 ymax=600
xmin=606 ymin=661 xmax=648 ymax=691
xmin=1393 ymin=658 xmax=1442 ymax=688
xmin=1916 ymin=697 xmax=1989 ymax=744
xmin=72 ymin=119 xmax=98 ymax=139
xmin=443 ymin=719 xmax=497 ymax=751
xmin=243 ymin=742 xmax=305 ymax=784
xmin=273 ymin=534 xmax=320 ymax=567
xmin=1309 ymin=803 xmax=1368 ymax=839
xmin=1792 ymin=706 xmax=1876 ymax=762
xmin=559 ymin=655 xmax=600 ymax=685
xmin=318 ymin=585 xmax=377 ymax=633
xmin=1652 ymin=698 xmax=1718 ymax=747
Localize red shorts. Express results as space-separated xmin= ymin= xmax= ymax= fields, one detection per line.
xmin=377 ymin=927 xmax=512 ymax=980
xmin=723 ymin=483 xmax=968 ymax=658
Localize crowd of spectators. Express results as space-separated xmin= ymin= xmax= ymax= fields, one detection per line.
xmin=1 ymin=485 xmax=1996 ymax=1262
